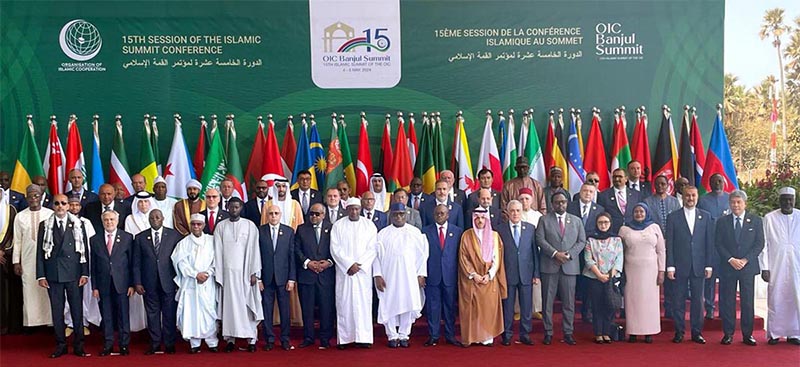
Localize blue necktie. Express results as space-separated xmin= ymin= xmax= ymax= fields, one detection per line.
xmin=513 ymin=224 xmax=520 ymax=247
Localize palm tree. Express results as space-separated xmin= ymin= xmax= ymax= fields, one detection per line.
xmin=759 ymin=8 xmax=789 ymax=154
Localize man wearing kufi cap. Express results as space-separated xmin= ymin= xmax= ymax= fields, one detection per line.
xmin=172 ymin=179 xmax=206 ymax=236
xmin=151 ymin=176 xmax=177 ymax=229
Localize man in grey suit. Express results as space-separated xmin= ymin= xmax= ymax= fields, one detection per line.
xmin=499 ymin=200 xmax=539 ymax=346
xmin=535 ymin=192 xmax=585 ymax=346
xmin=392 ymin=188 xmax=422 ymax=229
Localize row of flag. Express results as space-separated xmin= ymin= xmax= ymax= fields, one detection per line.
xmin=10 ymin=105 xmax=739 ymax=202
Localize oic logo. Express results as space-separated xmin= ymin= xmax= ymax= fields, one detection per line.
xmin=59 ymin=19 xmax=102 ymax=61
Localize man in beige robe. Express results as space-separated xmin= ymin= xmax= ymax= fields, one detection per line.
xmin=501 ymin=157 xmax=547 ymax=214
xmin=173 ymin=179 xmax=205 ymax=236
xmin=12 ymin=184 xmax=53 ymax=327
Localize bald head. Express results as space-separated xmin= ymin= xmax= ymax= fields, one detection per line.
xmin=266 ymin=204 xmax=282 ymax=225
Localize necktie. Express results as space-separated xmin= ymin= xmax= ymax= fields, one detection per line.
xmin=260 ymin=199 xmax=265 ymax=213
xmin=302 ymin=192 xmax=309 ymax=213
xmin=438 ymin=226 xmax=445 ymax=250
xmin=734 ymin=217 xmax=742 ymax=240
xmin=513 ymin=224 xmax=520 ymax=247
xmin=209 ymin=211 xmax=215 ymax=233
xmin=104 ymin=205 xmax=111 ymax=212
xmin=224 ymin=199 xmax=229 ymax=210
xmin=414 ymin=196 xmax=420 ymax=210
xmin=581 ymin=205 xmax=588 ymax=225
xmin=106 ymin=233 xmax=114 ymax=255
xmin=314 ymin=225 xmax=321 ymax=244
xmin=558 ymin=216 xmax=565 ymax=236
xmin=660 ymin=199 xmax=667 ymax=228
xmin=617 ymin=190 xmax=627 ymax=213
xmin=272 ymin=227 xmax=278 ymax=250
xmin=367 ymin=211 xmax=372 ymax=219
xmin=154 ymin=230 xmax=161 ymax=255
xmin=57 ymin=220 xmax=64 ymax=236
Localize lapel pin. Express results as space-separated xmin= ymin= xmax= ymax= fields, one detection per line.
xmin=279 ymin=231 xmax=283 ymax=236
xmin=522 ymin=225 xmax=527 ymax=230
xmin=698 ymin=215 xmax=703 ymax=220
xmin=566 ymin=219 xmax=571 ymax=224
xmin=324 ymin=229 xmax=329 ymax=233
xmin=116 ymin=238 xmax=121 ymax=242
xmin=746 ymin=218 xmax=751 ymax=223
xmin=146 ymin=236 xmax=151 ymax=240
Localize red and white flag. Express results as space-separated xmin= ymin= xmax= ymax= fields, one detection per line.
xmin=476 ymin=111 xmax=503 ymax=191
xmin=407 ymin=113 xmax=418 ymax=168
xmin=261 ymin=115 xmax=285 ymax=179
xmin=355 ymin=115 xmax=374 ymax=195
xmin=64 ymin=115 xmax=86 ymax=191
xmin=43 ymin=116 xmax=65 ymax=194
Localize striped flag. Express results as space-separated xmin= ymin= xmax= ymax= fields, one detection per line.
xmin=225 ymin=116 xmax=246 ymax=199
xmin=291 ymin=117 xmax=313 ymax=190
xmin=477 ymin=111 xmax=503 ymax=192
xmin=355 ymin=115 xmax=374 ymax=195
xmin=502 ymin=111 xmax=517 ymax=181
xmin=689 ymin=109 xmax=707 ymax=190
xmin=139 ymin=115 xmax=159 ymax=192
xmin=567 ymin=115 xmax=586 ymax=194
xmin=43 ymin=117 xmax=65 ymax=195
xmin=451 ymin=112 xmax=476 ymax=194
xmin=339 ymin=115 xmax=356 ymax=190
xmin=325 ymin=114 xmax=344 ymax=189
xmin=64 ymin=115 xmax=86 ymax=191
xmin=90 ymin=115 xmax=105 ymax=193
xmin=407 ymin=113 xmax=418 ymax=168
xmin=109 ymin=116 xmax=133 ymax=197
xmin=11 ymin=116 xmax=44 ymax=193
xmin=524 ymin=110 xmax=547 ymax=185
xmin=432 ymin=113 xmax=447 ymax=176
xmin=653 ymin=107 xmax=679 ymax=194
xmin=677 ymin=108 xmax=696 ymax=186
xmin=610 ymin=109 xmax=632 ymax=173
xmin=164 ymin=115 xmax=195 ymax=200
xmin=415 ymin=113 xmax=436 ymax=194
xmin=281 ymin=116 xmax=297 ymax=178
xmin=308 ymin=117 xmax=326 ymax=189
xmin=700 ymin=106 xmax=738 ymax=192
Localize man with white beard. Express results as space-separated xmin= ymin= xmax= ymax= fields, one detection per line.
xmin=330 ymin=198 xmax=377 ymax=349
xmin=172 ymin=214 xmax=219 ymax=353
xmin=374 ymin=203 xmax=428 ymax=348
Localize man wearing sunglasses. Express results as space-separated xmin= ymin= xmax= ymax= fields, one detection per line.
xmin=244 ymin=180 xmax=270 ymax=224
xmin=295 ymin=203 xmax=335 ymax=349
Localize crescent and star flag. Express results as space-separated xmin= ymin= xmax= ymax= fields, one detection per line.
xmin=700 ymin=107 xmax=738 ymax=193
xmin=477 ymin=111 xmax=503 ymax=192
xmin=65 ymin=115 xmax=87 ymax=191
xmin=244 ymin=118 xmax=266 ymax=192
xmin=584 ymin=110 xmax=610 ymax=190
xmin=109 ymin=116 xmax=134 ymax=197
xmin=356 ymin=114 xmax=374 ymax=195
xmin=164 ymin=115 xmax=195 ymax=200
xmin=43 ymin=117 xmax=65 ymax=195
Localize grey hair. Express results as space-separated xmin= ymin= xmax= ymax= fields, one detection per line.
xmin=101 ymin=210 xmax=120 ymax=220
xmin=507 ymin=200 xmax=522 ymax=210
xmin=729 ymin=189 xmax=747 ymax=202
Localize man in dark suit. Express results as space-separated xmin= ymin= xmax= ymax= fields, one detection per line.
xmin=323 ymin=187 xmax=346 ymax=224
xmin=35 ymin=194 xmax=89 ymax=358
xmin=133 ymin=209 xmax=182 ymax=355
xmin=84 ymin=183 xmax=131 ymax=234
xmin=535 ymin=192 xmax=586 ymax=346
xmin=90 ymin=210 xmax=135 ymax=356
xmin=464 ymin=188 xmax=501 ymax=229
xmin=360 ymin=191 xmax=388 ymax=231
xmin=199 ymin=188 xmax=229 ymax=235
xmin=499 ymin=200 xmax=539 ymax=346
xmin=566 ymin=183 xmax=604 ymax=322
xmin=543 ymin=167 xmax=571 ymax=213
xmin=439 ymin=170 xmax=466 ymax=206
xmin=407 ymin=177 xmax=432 ymax=210
xmin=627 ymin=160 xmax=652 ymax=194
xmin=666 ymin=185 xmax=714 ymax=344
xmin=294 ymin=203 xmax=335 ymax=349
xmin=715 ymin=190 xmax=763 ymax=346
xmin=420 ymin=180 xmax=464 ymax=228
xmin=123 ymin=174 xmax=147 ymax=204
xmin=244 ymin=180 xmax=270 ymax=225
xmin=0 ymin=171 xmax=28 ymax=211
xmin=259 ymin=205 xmax=296 ymax=351
xmin=698 ymin=173 xmax=730 ymax=320
xmin=32 ymin=176 xmax=53 ymax=209
xmin=598 ymin=168 xmax=642 ymax=233
xmin=422 ymin=204 xmax=463 ymax=347
xmin=464 ymin=169 xmax=500 ymax=215
xmin=291 ymin=170 xmax=323 ymax=218
xmin=65 ymin=169 xmax=99 ymax=209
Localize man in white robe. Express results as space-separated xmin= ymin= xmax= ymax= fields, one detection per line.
xmin=122 ymin=191 xmax=152 ymax=332
xmin=12 ymin=184 xmax=53 ymax=327
xmin=152 ymin=177 xmax=177 ymax=229
xmin=374 ymin=203 xmax=428 ymax=348
xmin=172 ymin=214 xmax=219 ymax=353
xmin=760 ymin=186 xmax=800 ymax=345
xmin=370 ymin=174 xmax=390 ymax=212
xmin=214 ymin=197 xmax=264 ymax=352
xmin=330 ymin=198 xmax=377 ymax=349
xmin=64 ymin=195 xmax=101 ymax=333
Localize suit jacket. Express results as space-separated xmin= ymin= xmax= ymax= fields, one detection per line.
xmin=243 ymin=198 xmax=267 ymax=225
xmin=714 ymin=213 xmax=764 ymax=277
xmin=294 ymin=221 xmax=335 ymax=285
xmin=464 ymin=189 xmax=501 ymax=214
xmin=597 ymin=187 xmax=642 ymax=233
xmin=67 ymin=189 xmax=99 ymax=209
xmin=291 ymin=188 xmax=323 ymax=215
xmin=405 ymin=208 xmax=423 ymax=229
xmin=132 ymin=227 xmax=181 ymax=293
xmin=407 ymin=192 xmax=433 ymax=210
xmin=361 ymin=209 xmax=388 ymax=231
xmin=666 ymin=207 xmax=714 ymax=278
xmin=259 ymin=223 xmax=296 ymax=286
xmin=42 ymin=193 xmax=53 ymax=209
xmin=464 ymin=205 xmax=502 ymax=229
xmin=422 ymin=223 xmax=463 ymax=287
xmin=451 ymin=188 xmax=467 ymax=207
xmin=627 ymin=180 xmax=652 ymax=195
xmin=421 ymin=199 xmax=464 ymax=228
xmin=91 ymin=230 xmax=134 ymax=294
xmin=497 ymin=221 xmax=539 ymax=285
xmin=566 ymin=200 xmax=605 ymax=236
xmin=84 ymin=200 xmax=132 ymax=234
xmin=7 ymin=190 xmax=28 ymax=212
xmin=535 ymin=212 xmax=586 ymax=275
xmin=199 ymin=208 xmax=230 ymax=235
xmin=36 ymin=218 xmax=89 ymax=283
xmin=324 ymin=205 xmax=346 ymax=224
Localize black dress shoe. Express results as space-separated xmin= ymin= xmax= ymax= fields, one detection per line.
xmin=644 ymin=336 xmax=653 ymax=344
xmin=73 ymin=349 xmax=88 ymax=357
xmin=628 ymin=335 xmax=637 ymax=343
xmin=788 ymin=338 xmax=800 ymax=345
xmin=543 ymin=335 xmax=552 ymax=345
xmin=563 ymin=335 xmax=577 ymax=345
xmin=50 ymin=348 xmax=67 ymax=358
xmin=743 ymin=336 xmax=757 ymax=346
xmin=721 ymin=335 xmax=733 ymax=345
xmin=691 ymin=335 xmax=706 ymax=344
xmin=120 ymin=347 xmax=130 ymax=355
xmin=356 ymin=343 xmax=372 ymax=349
xmin=189 ymin=347 xmax=200 ymax=354
xmin=165 ymin=345 xmax=176 ymax=354
xmin=319 ymin=342 xmax=330 ymax=350
xmin=518 ymin=337 xmax=534 ymax=345
xmin=263 ymin=343 xmax=273 ymax=351
xmin=387 ymin=339 xmax=399 ymax=348
xmin=299 ymin=340 xmax=314 ymax=348
xmin=281 ymin=343 xmax=293 ymax=351
xmin=501 ymin=337 xmax=511 ymax=346
xmin=249 ymin=344 xmax=258 ymax=352
xmin=209 ymin=346 xmax=219 ymax=353
xmin=399 ymin=339 xmax=410 ymax=348
xmin=336 ymin=343 xmax=348 ymax=350
xmin=445 ymin=339 xmax=463 ymax=347
xmin=672 ymin=334 xmax=684 ymax=343
xmin=768 ymin=338 xmax=780 ymax=345
xmin=226 ymin=342 xmax=236 ymax=353
xmin=424 ymin=338 xmax=438 ymax=346
xmin=99 ymin=348 xmax=113 ymax=356
xmin=145 ymin=347 xmax=160 ymax=355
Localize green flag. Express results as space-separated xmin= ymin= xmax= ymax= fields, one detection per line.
xmin=325 ymin=118 xmax=344 ymax=189
xmin=200 ymin=126 xmax=227 ymax=197
xmin=10 ymin=117 xmax=45 ymax=193
xmin=413 ymin=115 xmax=436 ymax=194
xmin=338 ymin=119 xmax=356 ymax=190
xmin=524 ymin=114 xmax=547 ymax=183
xmin=225 ymin=119 xmax=246 ymax=199
xmin=432 ymin=116 xmax=447 ymax=175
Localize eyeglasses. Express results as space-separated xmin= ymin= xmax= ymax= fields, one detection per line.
xmin=54 ymin=201 xmax=68 ymax=206
xmin=206 ymin=195 xmax=219 ymax=198
xmin=309 ymin=211 xmax=324 ymax=216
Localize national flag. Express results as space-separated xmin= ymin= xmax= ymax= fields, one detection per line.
xmin=378 ymin=115 xmax=393 ymax=178
xmin=43 ymin=117 xmax=65 ymax=195
xmin=325 ymin=114 xmax=344 ymax=189
xmin=308 ymin=117 xmax=326 ymax=189
xmin=262 ymin=116 xmax=285 ymax=181
xmin=138 ymin=116 xmax=159 ymax=192
xmin=199 ymin=121 xmax=227 ymax=197
xmin=653 ymin=107 xmax=679 ymax=194
xmin=193 ymin=116 xmax=208 ymax=178
xmin=544 ymin=113 xmax=556 ymax=173
xmin=281 ymin=116 xmax=297 ymax=178
xmin=164 ymin=114 xmax=195 ymax=200
xmin=630 ymin=108 xmax=653 ymax=184
xmin=477 ymin=111 xmax=503 ymax=192
xmin=89 ymin=115 xmax=104 ymax=193
xmin=524 ymin=111 xmax=547 ymax=184
xmin=64 ymin=115 xmax=87 ymax=191
xmin=10 ymin=116 xmax=44 ymax=193
xmin=677 ymin=108 xmax=696 ymax=186
xmin=584 ymin=110 xmax=610 ymax=190
xmin=416 ymin=113 xmax=437 ymax=194
xmin=339 ymin=115 xmax=357 ymax=190
xmin=518 ymin=110 xmax=530 ymax=155
xmin=498 ymin=112 xmax=507 ymax=167
xmin=151 ymin=115 xmax=162 ymax=175
xmin=610 ymin=109 xmax=632 ymax=174
xmin=109 ymin=116 xmax=134 ymax=197
xmin=432 ymin=113 xmax=447 ymax=176
xmin=575 ymin=109 xmax=585 ymax=157
xmin=549 ymin=111 xmax=568 ymax=187
xmin=291 ymin=117 xmax=313 ymax=190
xmin=225 ymin=117 xmax=246 ymax=199
xmin=689 ymin=110 xmax=707 ymax=190
xmin=700 ymin=107 xmax=739 ymax=192
xmin=355 ymin=115 xmax=374 ymax=195
xmin=391 ymin=116 xmax=414 ymax=190
xmin=502 ymin=111 xmax=517 ymax=181
xmin=567 ymin=115 xmax=586 ymax=194
xmin=407 ymin=113 xmax=418 ymax=168
xmin=244 ymin=117 xmax=266 ymax=193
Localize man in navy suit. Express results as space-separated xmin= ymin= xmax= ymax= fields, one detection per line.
xmin=36 ymin=194 xmax=90 ymax=358
xmin=464 ymin=169 xmax=501 ymax=215
xmin=294 ymin=203 xmax=335 ymax=349
xmin=464 ymin=188 xmax=502 ymax=229
xmin=407 ymin=177 xmax=432 ymax=210
xmin=199 ymin=188 xmax=229 ymax=235
xmin=259 ymin=205 xmax=296 ymax=351
xmin=292 ymin=170 xmax=323 ymax=218
xmin=133 ymin=209 xmax=182 ymax=355
xmin=323 ymin=187 xmax=346 ymax=224
xmin=598 ymin=168 xmax=642 ymax=233
xmin=84 ymin=184 xmax=132 ymax=234
xmin=715 ymin=190 xmax=763 ymax=346
xmin=360 ymin=191 xmax=388 ymax=231
xmin=90 ymin=210 xmax=135 ymax=356
xmin=244 ymin=180 xmax=270 ymax=225
xmin=499 ymin=200 xmax=539 ymax=346
xmin=666 ymin=185 xmax=714 ymax=344
xmin=422 ymin=204 xmax=463 ymax=347
xmin=65 ymin=169 xmax=99 ymax=209
xmin=421 ymin=180 xmax=464 ymax=228
xmin=0 ymin=171 xmax=28 ymax=211
xmin=32 ymin=176 xmax=54 ymax=209
xmin=626 ymin=160 xmax=652 ymax=194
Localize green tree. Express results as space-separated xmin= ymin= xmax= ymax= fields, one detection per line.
xmin=760 ymin=8 xmax=790 ymax=153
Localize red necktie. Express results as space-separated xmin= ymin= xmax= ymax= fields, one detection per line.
xmin=439 ymin=226 xmax=445 ymax=250
xmin=106 ymin=233 xmax=114 ymax=255
xmin=414 ymin=196 xmax=420 ymax=210
xmin=558 ymin=216 xmax=565 ymax=236
xmin=209 ymin=210 xmax=215 ymax=232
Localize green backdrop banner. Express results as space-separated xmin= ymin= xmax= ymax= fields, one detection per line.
xmin=0 ymin=0 xmax=724 ymax=177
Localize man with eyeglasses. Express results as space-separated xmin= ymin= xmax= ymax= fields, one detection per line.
xmin=199 ymin=188 xmax=229 ymax=235
xmin=291 ymin=170 xmax=322 ymax=217
xmin=63 ymin=195 xmax=101 ymax=338
xmin=295 ymin=203 xmax=335 ymax=349
xmin=598 ymin=168 xmax=642 ymax=233
xmin=172 ymin=180 xmax=206 ymax=236
xmin=244 ymin=180 xmax=270 ymax=224
xmin=84 ymin=183 xmax=132 ymax=235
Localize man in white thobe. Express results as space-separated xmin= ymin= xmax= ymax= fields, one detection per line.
xmin=152 ymin=177 xmax=177 ymax=229
xmin=760 ymin=186 xmax=800 ymax=345
xmin=172 ymin=214 xmax=219 ymax=353
xmin=330 ymin=197 xmax=377 ymax=349
xmin=12 ymin=184 xmax=53 ymax=327
xmin=214 ymin=197 xmax=264 ymax=352
xmin=374 ymin=203 xmax=428 ymax=348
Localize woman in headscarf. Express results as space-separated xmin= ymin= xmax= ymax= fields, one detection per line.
xmin=583 ymin=212 xmax=624 ymax=344
xmin=458 ymin=208 xmax=507 ymax=346
xmin=125 ymin=191 xmax=156 ymax=235
xmin=619 ymin=202 xmax=666 ymax=343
